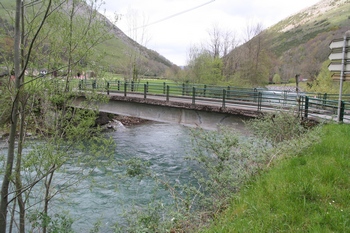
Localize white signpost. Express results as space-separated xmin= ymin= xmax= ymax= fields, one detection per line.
xmin=328 ymin=62 xmax=350 ymax=72
xmin=329 ymin=39 xmax=350 ymax=49
xmin=328 ymin=31 xmax=350 ymax=122
xmin=328 ymin=52 xmax=350 ymax=61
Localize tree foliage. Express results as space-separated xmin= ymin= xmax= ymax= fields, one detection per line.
xmin=246 ymin=109 xmax=307 ymax=146
xmin=0 ymin=1 xmax=116 ymax=232
xmin=272 ymin=73 xmax=281 ymax=84
xmin=184 ymin=23 xmax=274 ymax=87
xmin=306 ymin=60 xmax=350 ymax=94
xmin=183 ymin=25 xmax=239 ymax=85
xmin=187 ymin=48 xmax=223 ymax=84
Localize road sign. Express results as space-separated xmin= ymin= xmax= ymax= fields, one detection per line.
xmin=328 ymin=32 xmax=350 ymax=122
xmin=329 ymin=39 xmax=350 ymax=49
xmin=328 ymin=38 xmax=350 ymax=73
xmin=328 ymin=62 xmax=350 ymax=72
xmin=329 ymin=52 xmax=350 ymax=60
xmin=332 ymin=73 xmax=350 ymax=81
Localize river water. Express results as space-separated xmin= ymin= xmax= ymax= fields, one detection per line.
xmin=1 ymin=120 xmax=246 ymax=232
xmin=54 ymin=122 xmax=197 ymax=232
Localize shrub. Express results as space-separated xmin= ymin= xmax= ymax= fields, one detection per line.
xmin=246 ymin=109 xmax=307 ymax=145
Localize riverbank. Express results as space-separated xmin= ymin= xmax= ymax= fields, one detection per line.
xmin=0 ymin=114 xmax=148 ymax=139
xmin=113 ymin=115 xmax=149 ymax=126
xmin=203 ymin=123 xmax=350 ymax=232
xmin=96 ymin=112 xmax=149 ymax=127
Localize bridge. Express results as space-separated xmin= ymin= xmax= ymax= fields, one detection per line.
xmin=74 ymin=80 xmax=350 ymax=129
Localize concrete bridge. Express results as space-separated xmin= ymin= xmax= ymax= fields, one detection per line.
xmin=74 ymin=94 xmax=255 ymax=130
xmin=73 ymin=81 xmax=350 ymax=129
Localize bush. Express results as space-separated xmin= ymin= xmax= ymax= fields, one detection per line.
xmin=246 ymin=109 xmax=307 ymax=145
xmin=272 ymin=73 xmax=281 ymax=84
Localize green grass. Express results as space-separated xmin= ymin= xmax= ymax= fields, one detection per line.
xmin=203 ymin=124 xmax=350 ymax=232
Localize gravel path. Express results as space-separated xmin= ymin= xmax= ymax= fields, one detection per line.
xmin=266 ymin=85 xmax=301 ymax=92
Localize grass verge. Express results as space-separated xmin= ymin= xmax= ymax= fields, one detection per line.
xmin=203 ymin=123 xmax=350 ymax=232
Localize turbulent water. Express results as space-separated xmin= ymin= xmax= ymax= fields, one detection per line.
xmin=54 ymin=122 xmax=196 ymax=232
xmin=0 ymin=120 xmax=247 ymax=232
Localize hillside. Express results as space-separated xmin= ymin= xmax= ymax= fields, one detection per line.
xmin=0 ymin=0 xmax=174 ymax=77
xmin=224 ymin=0 xmax=350 ymax=84
xmin=97 ymin=15 xmax=174 ymax=76
xmin=266 ymin=0 xmax=350 ymax=74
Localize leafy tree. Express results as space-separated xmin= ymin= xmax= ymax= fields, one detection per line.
xmin=0 ymin=1 xmax=115 ymax=232
xmin=163 ymin=64 xmax=187 ymax=82
xmin=238 ymin=23 xmax=274 ymax=86
xmin=272 ymin=73 xmax=281 ymax=84
xmin=187 ymin=45 xmax=224 ymax=85
xmin=185 ymin=25 xmax=239 ymax=85
xmin=306 ymin=60 xmax=350 ymax=94
xmin=306 ymin=60 xmax=333 ymax=93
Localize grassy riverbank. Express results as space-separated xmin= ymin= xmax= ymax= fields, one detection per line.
xmin=203 ymin=123 xmax=350 ymax=232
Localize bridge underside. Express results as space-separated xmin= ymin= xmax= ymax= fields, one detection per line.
xmin=74 ymin=96 xmax=255 ymax=130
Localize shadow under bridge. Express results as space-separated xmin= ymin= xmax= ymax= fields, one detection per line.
xmin=73 ymin=95 xmax=255 ymax=131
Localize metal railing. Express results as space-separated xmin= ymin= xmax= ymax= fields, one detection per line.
xmin=77 ymin=80 xmax=350 ymax=123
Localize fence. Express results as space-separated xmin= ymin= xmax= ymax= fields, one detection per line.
xmin=77 ymin=79 xmax=350 ymax=123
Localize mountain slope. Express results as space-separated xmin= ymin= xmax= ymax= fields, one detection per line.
xmin=267 ymin=0 xmax=350 ymax=57
xmin=101 ymin=18 xmax=174 ymax=75
xmin=0 ymin=0 xmax=174 ymax=77
xmin=266 ymin=0 xmax=350 ymax=80
xmin=225 ymin=0 xmax=350 ymax=83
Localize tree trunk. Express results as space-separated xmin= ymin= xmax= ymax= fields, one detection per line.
xmin=43 ymin=170 xmax=54 ymax=233
xmin=0 ymin=1 xmax=22 ymax=232
xmin=16 ymin=2 xmax=27 ymax=230
xmin=16 ymin=108 xmax=27 ymax=233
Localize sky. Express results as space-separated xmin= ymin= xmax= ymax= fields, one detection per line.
xmin=99 ymin=0 xmax=321 ymax=66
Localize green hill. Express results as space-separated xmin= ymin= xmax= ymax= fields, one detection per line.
xmin=0 ymin=0 xmax=174 ymax=77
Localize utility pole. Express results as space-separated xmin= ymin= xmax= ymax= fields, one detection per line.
xmin=295 ymin=74 xmax=300 ymax=96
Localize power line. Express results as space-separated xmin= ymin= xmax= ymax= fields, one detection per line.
xmin=132 ymin=0 xmax=216 ymax=31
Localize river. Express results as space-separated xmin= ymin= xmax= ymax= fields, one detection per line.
xmin=54 ymin=121 xmax=197 ymax=232
xmin=1 ymin=120 xmax=246 ymax=232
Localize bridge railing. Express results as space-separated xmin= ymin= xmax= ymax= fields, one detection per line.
xmin=78 ymin=80 xmax=349 ymax=123
xmin=300 ymin=96 xmax=348 ymax=122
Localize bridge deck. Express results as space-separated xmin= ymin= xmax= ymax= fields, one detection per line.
xmin=76 ymin=80 xmax=350 ymax=124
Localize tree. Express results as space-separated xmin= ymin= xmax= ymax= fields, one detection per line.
xmin=0 ymin=1 xmax=115 ymax=232
xmin=186 ymin=25 xmax=238 ymax=85
xmin=205 ymin=24 xmax=239 ymax=83
xmin=306 ymin=60 xmax=350 ymax=94
xmin=241 ymin=22 xmax=268 ymax=85
xmin=207 ymin=24 xmax=221 ymax=58
xmin=272 ymin=73 xmax=281 ymax=84
xmin=224 ymin=22 xmax=275 ymax=86
xmin=0 ymin=1 xmax=31 ymax=231
xmin=206 ymin=24 xmax=238 ymax=59
xmin=120 ymin=8 xmax=151 ymax=82
xmin=187 ymin=45 xmax=224 ymax=85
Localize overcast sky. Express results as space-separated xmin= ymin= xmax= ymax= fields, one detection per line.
xmin=99 ymin=0 xmax=321 ymax=66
